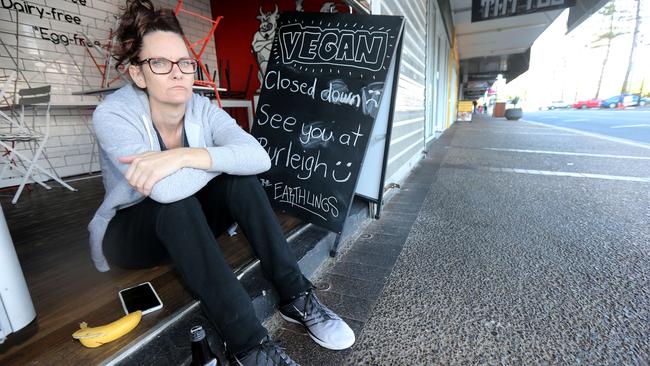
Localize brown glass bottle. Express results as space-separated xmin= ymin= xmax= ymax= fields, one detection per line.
xmin=190 ymin=325 xmax=218 ymax=366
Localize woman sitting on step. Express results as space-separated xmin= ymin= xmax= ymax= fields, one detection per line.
xmin=87 ymin=0 xmax=355 ymax=364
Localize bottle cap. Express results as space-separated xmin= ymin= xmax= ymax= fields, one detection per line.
xmin=190 ymin=325 xmax=206 ymax=342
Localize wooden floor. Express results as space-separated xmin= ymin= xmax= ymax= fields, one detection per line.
xmin=0 ymin=175 xmax=302 ymax=365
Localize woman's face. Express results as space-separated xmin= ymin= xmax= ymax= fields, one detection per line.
xmin=129 ymin=31 xmax=194 ymax=106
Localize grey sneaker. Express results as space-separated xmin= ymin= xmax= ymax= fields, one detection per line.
xmin=279 ymin=289 xmax=355 ymax=350
xmin=230 ymin=336 xmax=299 ymax=366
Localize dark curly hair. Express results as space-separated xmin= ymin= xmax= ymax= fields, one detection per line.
xmin=113 ymin=0 xmax=185 ymax=69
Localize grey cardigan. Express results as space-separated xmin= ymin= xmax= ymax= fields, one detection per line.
xmin=88 ymin=84 xmax=270 ymax=271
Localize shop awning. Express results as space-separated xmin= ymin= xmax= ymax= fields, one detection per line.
xmin=452 ymin=0 xmax=608 ymax=98
xmin=452 ymin=0 xmax=564 ymax=61
xmin=566 ymin=0 xmax=610 ymax=33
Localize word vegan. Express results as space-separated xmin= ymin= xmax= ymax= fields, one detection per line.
xmin=279 ymin=23 xmax=389 ymax=72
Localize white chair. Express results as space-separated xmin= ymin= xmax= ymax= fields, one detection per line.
xmin=0 ymin=71 xmax=16 ymax=105
xmin=0 ymin=82 xmax=76 ymax=204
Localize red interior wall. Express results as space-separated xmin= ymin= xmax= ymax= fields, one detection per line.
xmin=211 ymin=0 xmax=352 ymax=100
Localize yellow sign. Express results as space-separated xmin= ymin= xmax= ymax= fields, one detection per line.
xmin=458 ymin=100 xmax=474 ymax=113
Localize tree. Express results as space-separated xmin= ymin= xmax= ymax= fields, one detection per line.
xmin=620 ymin=0 xmax=641 ymax=94
xmin=591 ymin=2 xmax=626 ymax=99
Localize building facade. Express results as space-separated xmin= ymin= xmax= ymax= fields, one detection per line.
xmin=0 ymin=0 xmax=457 ymax=193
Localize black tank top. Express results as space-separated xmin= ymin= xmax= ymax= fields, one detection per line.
xmin=152 ymin=123 xmax=189 ymax=151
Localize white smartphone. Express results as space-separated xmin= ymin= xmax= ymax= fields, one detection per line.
xmin=118 ymin=282 xmax=163 ymax=315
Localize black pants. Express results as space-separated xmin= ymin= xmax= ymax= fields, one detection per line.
xmin=103 ymin=174 xmax=311 ymax=354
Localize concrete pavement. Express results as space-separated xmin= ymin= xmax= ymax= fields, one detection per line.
xmin=275 ymin=114 xmax=650 ymax=365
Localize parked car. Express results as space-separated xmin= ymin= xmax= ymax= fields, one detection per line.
xmin=601 ymin=94 xmax=644 ymax=108
xmin=547 ymin=101 xmax=571 ymax=110
xmin=640 ymin=97 xmax=649 ymax=106
xmin=572 ymin=98 xmax=601 ymax=109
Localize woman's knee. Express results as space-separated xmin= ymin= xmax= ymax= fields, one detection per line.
xmin=229 ymin=175 xmax=270 ymax=203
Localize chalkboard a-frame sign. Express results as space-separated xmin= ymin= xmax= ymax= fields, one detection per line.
xmin=251 ymin=12 xmax=405 ymax=247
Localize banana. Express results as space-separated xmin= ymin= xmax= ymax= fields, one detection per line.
xmin=72 ymin=310 xmax=142 ymax=348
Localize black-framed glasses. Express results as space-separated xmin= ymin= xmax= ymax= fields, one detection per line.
xmin=137 ymin=57 xmax=198 ymax=74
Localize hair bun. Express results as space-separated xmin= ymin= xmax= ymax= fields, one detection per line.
xmin=126 ymin=0 xmax=154 ymax=12
xmin=113 ymin=0 xmax=184 ymax=69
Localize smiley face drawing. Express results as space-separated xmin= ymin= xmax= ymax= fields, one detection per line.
xmin=332 ymin=161 xmax=352 ymax=182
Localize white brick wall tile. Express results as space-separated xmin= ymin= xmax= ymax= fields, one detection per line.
xmin=43 ymin=146 xmax=69 ymax=157
xmin=62 ymin=45 xmax=86 ymax=56
xmin=91 ymin=0 xmax=118 ymax=13
xmin=0 ymin=56 xmax=20 ymax=69
xmin=81 ymin=23 xmax=101 ymax=35
xmin=47 ymin=156 xmax=67 ymax=168
xmin=47 ymin=136 xmax=62 ymax=148
xmin=0 ymin=10 xmax=14 ymax=22
xmin=15 ymin=12 xmax=51 ymax=28
xmin=9 ymin=146 xmax=35 ymax=160
xmin=1 ymin=45 xmax=17 ymax=57
xmin=80 ymin=6 xmax=111 ymax=21
xmin=0 ymin=20 xmax=21 ymax=33
xmin=49 ymin=125 xmax=76 ymax=136
xmin=43 ymin=72 xmax=70 ymax=84
xmin=93 ymin=18 xmax=113 ymax=30
xmin=20 ymin=16 xmax=53 ymax=29
xmin=22 ymin=50 xmax=46 ymax=66
xmin=22 ymin=58 xmax=53 ymax=71
xmin=64 ymin=154 xmax=91 ymax=165
xmin=46 ymin=0 xmax=82 ymax=14
xmin=19 ymin=70 xmax=44 ymax=81
xmin=84 ymin=76 xmax=104 ymax=86
xmin=55 ymin=164 xmax=86 ymax=177
xmin=17 ymin=37 xmax=43 ymax=50
xmin=34 ymin=38 xmax=62 ymax=52
xmin=60 ymin=135 xmax=92 ymax=145
xmin=70 ymin=134 xmax=94 ymax=144
xmin=49 ymin=108 xmax=70 ymax=117
xmin=0 ymin=32 xmax=18 ymax=46
xmin=48 ymin=19 xmax=85 ymax=34
xmin=73 ymin=124 xmax=93 ymax=135
xmin=77 ymin=143 xmax=96 ymax=154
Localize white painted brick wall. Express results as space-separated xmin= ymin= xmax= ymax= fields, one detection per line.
xmin=90 ymin=0 xmax=119 ymax=13
xmin=49 ymin=157 xmax=67 ymax=168
xmin=45 ymin=146 xmax=70 ymax=157
xmin=46 ymin=0 xmax=82 ymax=14
xmin=1 ymin=0 xmax=217 ymax=187
xmin=64 ymin=153 xmax=91 ymax=166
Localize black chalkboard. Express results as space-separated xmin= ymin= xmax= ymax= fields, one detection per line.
xmin=251 ymin=11 xmax=404 ymax=233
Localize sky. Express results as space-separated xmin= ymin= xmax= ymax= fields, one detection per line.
xmin=504 ymin=0 xmax=650 ymax=110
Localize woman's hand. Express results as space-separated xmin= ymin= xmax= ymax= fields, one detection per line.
xmin=118 ymin=150 xmax=184 ymax=196
xmin=118 ymin=148 xmax=212 ymax=196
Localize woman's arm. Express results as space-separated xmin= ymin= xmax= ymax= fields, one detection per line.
xmin=204 ymin=103 xmax=271 ymax=174
xmin=93 ymin=105 xmax=218 ymax=203
xmin=118 ymin=147 xmax=213 ymax=197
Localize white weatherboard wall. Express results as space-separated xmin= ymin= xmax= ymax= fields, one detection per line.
xmin=0 ymin=0 xmax=217 ymax=185
xmin=372 ymin=0 xmax=453 ymax=187
xmin=373 ymin=0 xmax=428 ymax=185
xmin=434 ymin=13 xmax=450 ymax=136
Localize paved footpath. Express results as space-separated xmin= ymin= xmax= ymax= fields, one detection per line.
xmin=271 ymin=114 xmax=650 ymax=365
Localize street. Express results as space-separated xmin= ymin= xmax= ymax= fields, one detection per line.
xmin=523 ymin=108 xmax=650 ymax=145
